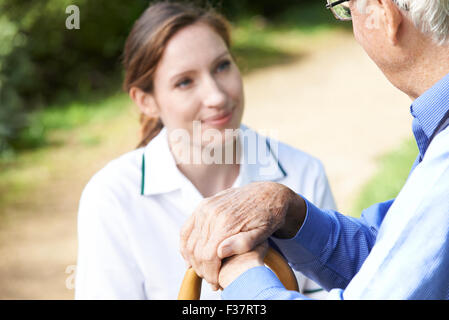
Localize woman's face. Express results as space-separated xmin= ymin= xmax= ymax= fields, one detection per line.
xmin=151 ymin=22 xmax=244 ymax=146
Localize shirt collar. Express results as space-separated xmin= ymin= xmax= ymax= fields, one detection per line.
xmin=141 ymin=127 xmax=184 ymax=196
xmin=239 ymin=125 xmax=287 ymax=184
xmin=141 ymin=125 xmax=287 ymax=196
xmin=410 ymin=72 xmax=449 ymax=140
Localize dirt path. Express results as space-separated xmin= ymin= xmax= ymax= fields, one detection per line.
xmin=242 ymin=33 xmax=412 ymax=212
xmin=0 ymin=33 xmax=412 ymax=299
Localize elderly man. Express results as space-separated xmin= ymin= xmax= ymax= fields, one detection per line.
xmin=180 ymin=0 xmax=449 ymax=300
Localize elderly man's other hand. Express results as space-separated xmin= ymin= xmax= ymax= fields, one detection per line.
xmin=180 ymin=181 xmax=306 ymax=290
xmin=218 ymin=241 xmax=268 ymax=289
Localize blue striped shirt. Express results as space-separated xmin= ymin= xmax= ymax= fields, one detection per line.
xmin=411 ymin=73 xmax=449 ymax=170
xmin=222 ymin=73 xmax=449 ymax=300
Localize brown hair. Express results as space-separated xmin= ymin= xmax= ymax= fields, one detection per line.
xmin=122 ymin=1 xmax=232 ymax=148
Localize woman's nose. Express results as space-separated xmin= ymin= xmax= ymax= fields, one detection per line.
xmin=201 ymin=76 xmax=227 ymax=109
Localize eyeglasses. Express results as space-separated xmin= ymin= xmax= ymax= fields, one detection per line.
xmin=326 ymin=0 xmax=409 ymax=22
xmin=326 ymin=0 xmax=352 ymax=21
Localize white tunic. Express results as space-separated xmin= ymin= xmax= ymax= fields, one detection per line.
xmin=75 ymin=125 xmax=337 ymax=299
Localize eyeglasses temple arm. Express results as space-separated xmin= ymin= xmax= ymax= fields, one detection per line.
xmin=326 ymin=0 xmax=350 ymax=9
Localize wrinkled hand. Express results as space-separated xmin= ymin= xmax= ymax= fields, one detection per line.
xmin=218 ymin=241 xmax=268 ymax=289
xmin=180 ymin=181 xmax=305 ymax=290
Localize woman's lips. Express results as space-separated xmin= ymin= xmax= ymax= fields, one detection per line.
xmin=202 ymin=110 xmax=234 ymax=126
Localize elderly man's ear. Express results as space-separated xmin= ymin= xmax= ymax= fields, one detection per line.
xmin=129 ymin=87 xmax=160 ymax=118
xmin=381 ymin=0 xmax=404 ymax=45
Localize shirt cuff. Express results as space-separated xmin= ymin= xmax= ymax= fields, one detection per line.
xmin=221 ymin=266 xmax=310 ymax=300
xmin=221 ymin=266 xmax=285 ymax=300
xmin=271 ymin=198 xmax=333 ymax=266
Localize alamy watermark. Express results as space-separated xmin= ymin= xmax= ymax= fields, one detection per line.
xmin=65 ymin=265 xmax=76 ymax=290
xmin=358 ymin=3 xmax=383 ymax=30
xmin=65 ymin=5 xmax=80 ymax=30
xmin=167 ymin=121 xmax=280 ymax=177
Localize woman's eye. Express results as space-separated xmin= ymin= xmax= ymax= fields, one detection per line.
xmin=176 ymin=78 xmax=192 ymax=89
xmin=216 ymin=60 xmax=231 ymax=73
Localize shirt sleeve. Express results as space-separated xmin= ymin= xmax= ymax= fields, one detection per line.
xmin=221 ymin=266 xmax=345 ymax=300
xmin=75 ymin=179 xmax=146 ymax=299
xmin=293 ymin=160 xmax=337 ymax=298
xmin=271 ymin=199 xmax=389 ymax=290
xmin=222 ymin=198 xmax=392 ymax=299
xmin=221 ymin=197 xmax=401 ymax=300
xmin=221 ymin=266 xmax=310 ymax=300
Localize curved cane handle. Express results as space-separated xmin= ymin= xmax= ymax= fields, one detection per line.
xmin=178 ymin=247 xmax=299 ymax=300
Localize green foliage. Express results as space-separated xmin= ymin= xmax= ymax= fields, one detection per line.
xmin=351 ymin=139 xmax=418 ymax=217
xmin=211 ymin=0 xmax=320 ymax=19
xmin=0 ymin=0 xmax=147 ymax=153
xmin=0 ymin=13 xmax=27 ymax=153
xmin=11 ymin=92 xmax=128 ymax=153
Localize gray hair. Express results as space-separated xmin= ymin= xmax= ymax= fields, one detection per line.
xmin=396 ymin=0 xmax=449 ymax=45
xmin=358 ymin=0 xmax=449 ymax=45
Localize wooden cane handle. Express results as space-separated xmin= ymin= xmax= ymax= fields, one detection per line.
xmin=178 ymin=247 xmax=299 ymax=300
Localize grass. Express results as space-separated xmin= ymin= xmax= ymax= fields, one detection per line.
xmin=0 ymin=92 xmax=132 ymax=208
xmin=351 ymin=138 xmax=418 ymax=217
xmin=9 ymin=92 xmax=128 ymax=151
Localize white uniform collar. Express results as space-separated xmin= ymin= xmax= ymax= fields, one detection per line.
xmin=141 ymin=125 xmax=287 ymax=196
xmin=141 ymin=128 xmax=184 ymax=196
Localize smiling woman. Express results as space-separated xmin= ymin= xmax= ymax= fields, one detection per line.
xmin=74 ymin=1 xmax=337 ymax=300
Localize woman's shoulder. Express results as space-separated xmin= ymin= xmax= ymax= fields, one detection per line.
xmin=82 ymin=148 xmax=144 ymax=197
xmin=276 ymin=140 xmax=323 ymax=168
xmin=242 ymin=125 xmax=326 ymax=174
xmin=275 ymin=140 xmax=327 ymax=184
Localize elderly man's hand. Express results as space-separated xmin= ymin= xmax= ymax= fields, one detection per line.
xmin=218 ymin=241 xmax=268 ymax=289
xmin=180 ymin=181 xmax=306 ymax=290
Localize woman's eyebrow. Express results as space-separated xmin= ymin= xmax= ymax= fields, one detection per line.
xmin=169 ymin=51 xmax=230 ymax=82
xmin=169 ymin=70 xmax=195 ymax=83
xmin=212 ymin=51 xmax=230 ymax=63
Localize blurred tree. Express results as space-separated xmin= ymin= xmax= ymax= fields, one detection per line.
xmin=0 ymin=0 xmax=149 ymax=152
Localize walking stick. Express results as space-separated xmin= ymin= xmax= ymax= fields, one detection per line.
xmin=178 ymin=247 xmax=299 ymax=300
